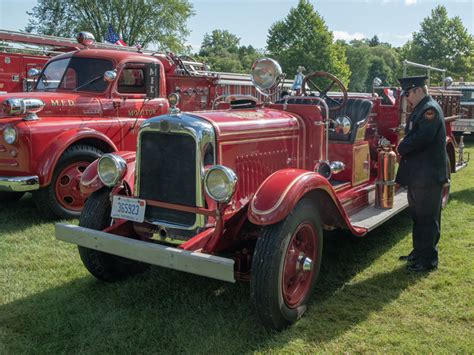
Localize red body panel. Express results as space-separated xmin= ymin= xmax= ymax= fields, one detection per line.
xmin=0 ymin=52 xmax=49 ymax=93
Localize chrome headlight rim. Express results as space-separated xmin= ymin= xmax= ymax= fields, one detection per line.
xmin=97 ymin=153 xmax=127 ymax=187
xmin=3 ymin=126 xmax=18 ymax=145
xmin=204 ymin=165 xmax=238 ymax=203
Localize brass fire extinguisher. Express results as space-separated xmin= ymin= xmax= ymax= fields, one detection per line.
xmin=375 ymin=138 xmax=397 ymax=209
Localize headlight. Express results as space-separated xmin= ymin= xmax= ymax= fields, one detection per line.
xmin=3 ymin=126 xmax=17 ymax=144
xmin=97 ymin=154 xmax=126 ymax=186
xmin=204 ymin=165 xmax=238 ymax=203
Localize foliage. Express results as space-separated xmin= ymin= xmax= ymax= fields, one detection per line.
xmin=404 ymin=5 xmax=474 ymax=81
xmin=196 ymin=30 xmax=261 ymax=73
xmin=341 ymin=40 xmax=401 ymax=92
xmin=1 ymin=140 xmax=473 ymax=353
xmin=25 ymin=0 xmax=194 ymax=52
xmin=266 ymin=0 xmax=350 ymax=85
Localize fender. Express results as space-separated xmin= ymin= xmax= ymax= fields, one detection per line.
xmin=247 ymin=169 xmax=367 ymax=236
xmin=80 ymin=151 xmax=137 ymax=196
xmin=37 ymin=128 xmax=118 ymax=186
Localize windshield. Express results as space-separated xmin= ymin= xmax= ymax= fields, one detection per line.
xmin=36 ymin=57 xmax=114 ymax=92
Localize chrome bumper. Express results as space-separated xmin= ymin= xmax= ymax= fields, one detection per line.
xmin=0 ymin=175 xmax=39 ymax=192
xmin=55 ymin=223 xmax=235 ymax=283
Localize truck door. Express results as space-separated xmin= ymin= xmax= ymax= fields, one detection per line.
xmin=113 ymin=62 xmax=168 ymax=151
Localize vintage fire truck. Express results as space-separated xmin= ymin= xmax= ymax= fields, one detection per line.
xmin=0 ymin=31 xmax=272 ymax=218
xmin=55 ymin=58 xmax=467 ymax=330
xmin=448 ymin=82 xmax=474 ymax=135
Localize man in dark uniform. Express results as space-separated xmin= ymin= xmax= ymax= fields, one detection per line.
xmin=396 ymin=76 xmax=449 ymax=272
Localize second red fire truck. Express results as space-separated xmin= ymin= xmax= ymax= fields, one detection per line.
xmin=0 ymin=31 xmax=272 ymax=218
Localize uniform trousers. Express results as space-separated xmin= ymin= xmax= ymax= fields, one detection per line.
xmin=407 ymin=183 xmax=443 ymax=265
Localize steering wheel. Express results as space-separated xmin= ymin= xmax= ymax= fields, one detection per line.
xmin=301 ymin=71 xmax=348 ymax=111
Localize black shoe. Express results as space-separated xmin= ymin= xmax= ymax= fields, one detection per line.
xmin=407 ymin=262 xmax=438 ymax=272
xmin=399 ymin=252 xmax=416 ymax=262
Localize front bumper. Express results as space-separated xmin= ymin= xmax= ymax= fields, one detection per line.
xmin=55 ymin=223 xmax=235 ymax=283
xmin=0 ymin=175 xmax=39 ymax=192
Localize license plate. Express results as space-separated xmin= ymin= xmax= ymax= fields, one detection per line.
xmin=111 ymin=196 xmax=146 ymax=223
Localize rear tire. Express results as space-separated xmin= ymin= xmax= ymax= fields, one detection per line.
xmin=33 ymin=145 xmax=102 ymax=219
xmin=0 ymin=191 xmax=25 ymax=203
xmin=78 ymin=188 xmax=149 ymax=282
xmin=250 ymin=198 xmax=323 ymax=330
xmin=441 ymin=158 xmax=451 ymax=209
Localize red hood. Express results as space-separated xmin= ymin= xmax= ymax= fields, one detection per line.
xmin=189 ymin=108 xmax=301 ymax=140
xmin=0 ymin=91 xmax=102 ymax=119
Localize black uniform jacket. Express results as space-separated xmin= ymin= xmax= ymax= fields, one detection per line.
xmin=395 ymin=95 xmax=448 ymax=187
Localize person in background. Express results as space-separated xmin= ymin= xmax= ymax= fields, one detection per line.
xmin=396 ymin=76 xmax=449 ymax=272
xmin=291 ymin=66 xmax=305 ymax=95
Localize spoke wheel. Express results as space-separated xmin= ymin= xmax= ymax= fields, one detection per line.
xmin=301 ymin=71 xmax=348 ymax=111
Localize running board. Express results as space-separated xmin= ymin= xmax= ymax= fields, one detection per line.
xmin=349 ymin=190 xmax=408 ymax=232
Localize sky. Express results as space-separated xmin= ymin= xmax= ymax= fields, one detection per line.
xmin=0 ymin=0 xmax=472 ymax=51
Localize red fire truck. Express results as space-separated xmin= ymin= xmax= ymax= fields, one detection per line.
xmin=0 ymin=31 xmax=276 ymax=218
xmin=55 ymin=58 xmax=467 ymax=329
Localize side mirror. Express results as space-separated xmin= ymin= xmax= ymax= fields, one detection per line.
xmin=145 ymin=62 xmax=160 ymax=99
xmin=104 ymin=70 xmax=117 ymax=82
xmin=27 ymin=68 xmax=41 ymax=79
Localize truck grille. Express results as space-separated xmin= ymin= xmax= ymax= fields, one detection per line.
xmin=138 ymin=131 xmax=196 ymax=226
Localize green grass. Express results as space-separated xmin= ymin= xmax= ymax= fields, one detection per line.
xmin=1 ymin=139 xmax=473 ymax=353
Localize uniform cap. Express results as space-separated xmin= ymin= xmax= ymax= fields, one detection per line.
xmin=398 ymin=76 xmax=428 ymax=96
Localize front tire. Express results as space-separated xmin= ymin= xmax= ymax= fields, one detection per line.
xmin=78 ymin=188 xmax=149 ymax=282
xmin=33 ymin=145 xmax=102 ymax=219
xmin=250 ymin=198 xmax=323 ymax=330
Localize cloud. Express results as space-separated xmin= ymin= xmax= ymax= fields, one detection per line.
xmin=404 ymin=0 xmax=417 ymax=6
xmin=333 ymin=31 xmax=366 ymax=41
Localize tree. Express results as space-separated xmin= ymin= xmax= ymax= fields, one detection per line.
xmin=405 ymin=5 xmax=473 ymax=80
xmin=199 ymin=30 xmax=240 ymax=57
xmin=266 ymin=0 xmax=350 ymax=85
xmin=342 ymin=41 xmax=371 ymax=92
xmin=342 ymin=39 xmax=400 ymax=92
xmin=368 ymin=35 xmax=380 ymax=47
xmin=197 ymin=30 xmax=261 ymax=73
xmin=25 ymin=0 xmax=194 ymax=52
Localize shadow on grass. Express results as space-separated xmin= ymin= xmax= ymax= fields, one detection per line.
xmin=0 ymin=194 xmax=65 ymax=233
xmin=0 ymin=210 xmax=422 ymax=353
xmin=449 ymin=187 xmax=474 ymax=205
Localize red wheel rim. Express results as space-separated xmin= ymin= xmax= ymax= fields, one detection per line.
xmin=54 ymin=161 xmax=88 ymax=212
xmin=282 ymin=221 xmax=317 ymax=308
